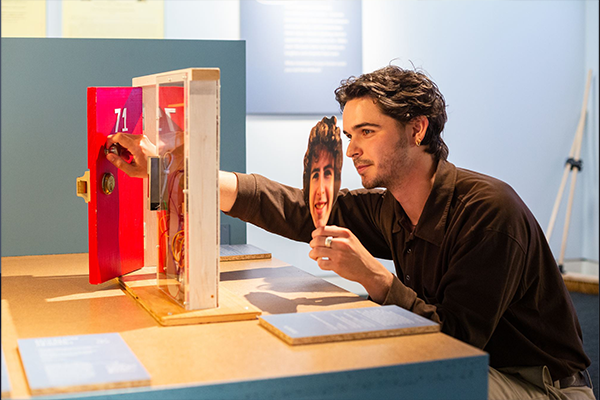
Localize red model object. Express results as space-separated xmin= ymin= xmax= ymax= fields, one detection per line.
xmin=86 ymin=87 xmax=144 ymax=284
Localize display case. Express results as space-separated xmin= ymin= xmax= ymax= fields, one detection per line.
xmin=78 ymin=68 xmax=220 ymax=311
xmin=133 ymin=69 xmax=220 ymax=310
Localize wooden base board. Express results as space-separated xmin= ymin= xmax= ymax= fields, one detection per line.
xmin=119 ymin=268 xmax=261 ymax=326
xmin=220 ymin=244 xmax=272 ymax=262
xmin=259 ymin=307 xmax=440 ymax=346
xmin=563 ymin=272 xmax=599 ymax=295
xmin=220 ymin=253 xmax=271 ymax=262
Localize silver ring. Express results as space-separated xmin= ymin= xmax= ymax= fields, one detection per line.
xmin=325 ymin=236 xmax=333 ymax=248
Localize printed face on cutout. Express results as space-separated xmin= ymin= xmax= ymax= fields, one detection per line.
xmin=309 ymin=150 xmax=336 ymax=228
xmin=303 ymin=116 xmax=343 ymax=229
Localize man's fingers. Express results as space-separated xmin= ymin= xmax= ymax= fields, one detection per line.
xmin=316 ymin=258 xmax=333 ymax=271
xmin=106 ymin=153 xmax=139 ymax=177
xmin=106 ymin=133 xmax=125 ymax=148
xmin=309 ymin=236 xmax=336 ymax=249
xmin=311 ymin=227 xmax=326 ymax=238
xmin=308 ymin=247 xmax=333 ymax=261
xmin=311 ymin=225 xmax=348 ymax=239
xmin=109 ymin=132 xmax=138 ymax=145
xmin=106 ymin=132 xmax=140 ymax=152
xmin=308 ymin=249 xmax=335 ymax=271
xmin=106 ymin=133 xmax=152 ymax=174
xmin=321 ymin=225 xmax=348 ymax=237
xmin=105 ymin=134 xmax=117 ymax=147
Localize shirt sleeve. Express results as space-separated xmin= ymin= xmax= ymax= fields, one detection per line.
xmin=226 ymin=172 xmax=315 ymax=242
xmin=381 ymin=276 xmax=441 ymax=324
xmin=226 ymin=173 xmax=393 ymax=259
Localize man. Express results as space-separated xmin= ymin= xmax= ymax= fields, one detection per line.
xmin=107 ymin=66 xmax=593 ymax=399
xmin=303 ymin=116 xmax=343 ymax=229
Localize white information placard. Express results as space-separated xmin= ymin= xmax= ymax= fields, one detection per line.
xmin=18 ymin=333 xmax=150 ymax=395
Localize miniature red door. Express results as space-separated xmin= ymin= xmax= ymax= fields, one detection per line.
xmin=87 ymin=87 xmax=144 ymax=284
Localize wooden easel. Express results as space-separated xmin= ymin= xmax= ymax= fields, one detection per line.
xmin=545 ymin=69 xmax=593 ymax=273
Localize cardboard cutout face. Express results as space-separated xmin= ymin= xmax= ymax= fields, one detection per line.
xmin=308 ymin=150 xmax=336 ymax=228
xmin=303 ymin=116 xmax=343 ymax=228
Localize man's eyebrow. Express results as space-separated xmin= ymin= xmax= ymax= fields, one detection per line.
xmin=343 ymin=122 xmax=381 ymax=134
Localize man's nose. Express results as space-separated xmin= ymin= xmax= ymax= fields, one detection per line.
xmin=346 ymin=138 xmax=359 ymax=158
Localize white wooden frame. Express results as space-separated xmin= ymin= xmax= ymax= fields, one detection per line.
xmin=133 ymin=68 xmax=220 ymax=310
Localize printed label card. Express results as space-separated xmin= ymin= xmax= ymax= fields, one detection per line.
xmin=18 ymin=333 xmax=150 ymax=395
xmin=260 ymin=305 xmax=440 ymax=345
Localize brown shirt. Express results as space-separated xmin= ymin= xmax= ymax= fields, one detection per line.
xmin=227 ymin=160 xmax=590 ymax=380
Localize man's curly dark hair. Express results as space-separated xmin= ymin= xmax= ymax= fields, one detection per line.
xmin=335 ymin=65 xmax=449 ymax=161
xmin=302 ymin=116 xmax=343 ymax=205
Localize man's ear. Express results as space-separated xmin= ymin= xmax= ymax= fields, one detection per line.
xmin=412 ymin=116 xmax=429 ymax=145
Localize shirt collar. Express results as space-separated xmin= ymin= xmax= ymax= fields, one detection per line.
xmin=392 ymin=160 xmax=457 ymax=246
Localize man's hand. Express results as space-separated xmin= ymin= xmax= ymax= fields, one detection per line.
xmin=105 ymin=133 xmax=157 ymax=178
xmin=309 ymin=225 xmax=394 ymax=303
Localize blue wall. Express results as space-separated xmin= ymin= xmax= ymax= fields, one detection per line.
xmin=1 ymin=38 xmax=247 ymax=256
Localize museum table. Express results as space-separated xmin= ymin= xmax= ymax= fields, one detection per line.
xmin=1 ymin=253 xmax=488 ymax=399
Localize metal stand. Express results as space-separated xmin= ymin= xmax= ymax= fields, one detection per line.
xmin=545 ymin=70 xmax=592 ymax=273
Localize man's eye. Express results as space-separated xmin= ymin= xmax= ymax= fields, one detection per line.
xmin=311 ymin=172 xmax=319 ymax=180
xmin=363 ymin=129 xmax=373 ymax=135
xmin=344 ymin=133 xmax=352 ymax=140
xmin=324 ymin=169 xmax=333 ymax=177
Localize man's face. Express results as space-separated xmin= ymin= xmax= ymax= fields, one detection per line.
xmin=343 ymin=97 xmax=412 ymax=190
xmin=309 ymin=150 xmax=336 ymax=228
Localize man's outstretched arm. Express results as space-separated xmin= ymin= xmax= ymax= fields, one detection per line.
xmin=219 ymin=171 xmax=238 ymax=213
xmin=106 ymin=132 xmax=239 ymax=212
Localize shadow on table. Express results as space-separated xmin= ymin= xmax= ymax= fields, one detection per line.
xmin=244 ymin=291 xmax=370 ymax=314
xmin=1 ymin=274 xmax=157 ymax=338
